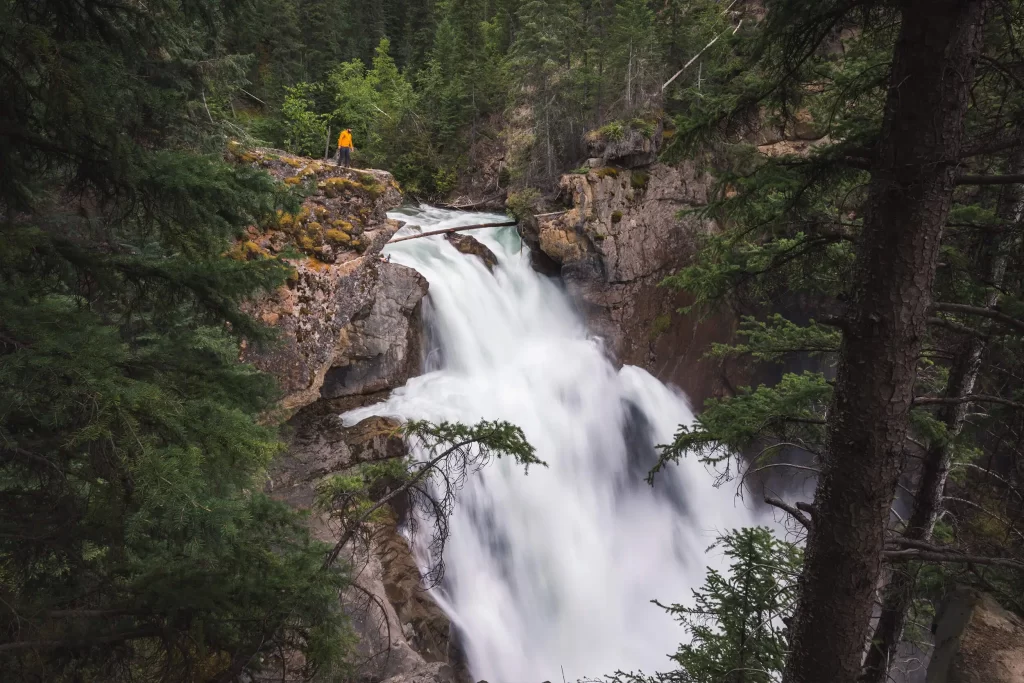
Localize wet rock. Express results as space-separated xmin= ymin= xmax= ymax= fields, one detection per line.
xmin=380 ymin=662 xmax=457 ymax=683
xmin=446 ymin=232 xmax=499 ymax=272
xmin=379 ymin=525 xmax=453 ymax=664
xmin=270 ymin=412 xmax=405 ymax=508
xmin=927 ymin=588 xmax=1024 ymax=683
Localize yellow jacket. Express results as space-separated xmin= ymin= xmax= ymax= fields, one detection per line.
xmin=337 ymin=130 xmax=353 ymax=149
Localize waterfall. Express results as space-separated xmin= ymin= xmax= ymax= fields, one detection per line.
xmin=344 ymin=206 xmax=762 ymax=681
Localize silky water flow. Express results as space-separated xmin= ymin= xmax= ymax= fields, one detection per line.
xmin=345 ymin=206 xmax=762 ymax=681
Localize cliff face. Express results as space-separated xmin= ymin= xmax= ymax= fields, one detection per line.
xmin=235 ymin=148 xmax=428 ymax=416
xmin=270 ymin=405 xmax=461 ymax=683
xmin=232 ymin=149 xmax=460 ymax=683
xmin=523 ymin=150 xmax=742 ymax=404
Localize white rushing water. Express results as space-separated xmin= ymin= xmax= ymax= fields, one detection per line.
xmin=345 ymin=206 xmax=761 ymax=681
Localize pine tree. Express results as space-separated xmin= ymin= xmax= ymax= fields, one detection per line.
xmin=611 ymin=528 xmax=800 ymax=683
xmin=653 ymin=2 xmax=1024 ymax=682
xmin=0 ymin=1 xmax=350 ymax=679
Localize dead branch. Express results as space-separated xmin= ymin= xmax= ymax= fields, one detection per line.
xmin=913 ymin=394 xmax=1024 ymax=410
xmin=765 ymin=496 xmax=812 ymax=529
xmin=932 ymin=302 xmax=1024 ymax=334
xmin=927 ymin=316 xmax=993 ymax=339
xmin=348 ymin=582 xmax=393 ymax=675
xmin=957 ymin=173 xmax=1024 ymax=185
xmin=389 ymin=222 xmax=517 ymax=244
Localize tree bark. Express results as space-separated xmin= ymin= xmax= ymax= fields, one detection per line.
xmin=781 ymin=3 xmax=988 ymax=682
xmin=859 ymin=146 xmax=1019 ymax=683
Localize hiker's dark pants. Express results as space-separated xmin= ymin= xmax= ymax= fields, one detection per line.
xmin=337 ymin=146 xmax=351 ymax=167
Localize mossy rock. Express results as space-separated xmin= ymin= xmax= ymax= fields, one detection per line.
xmin=630 ymin=171 xmax=650 ymax=190
xmin=362 ymin=182 xmax=386 ymax=199
xmin=611 ymin=211 xmax=623 ymax=224
xmin=284 ymin=176 xmax=303 ymax=186
xmin=595 ymin=167 xmax=619 ymax=179
xmin=320 ymin=177 xmax=360 ymax=198
xmin=326 ymin=229 xmax=351 ymax=245
xmin=228 ymin=240 xmax=267 ymax=261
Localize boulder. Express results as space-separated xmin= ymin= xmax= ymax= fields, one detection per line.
xmin=446 ymin=233 xmax=499 ymax=272
xmin=927 ymin=588 xmax=1024 ymax=683
xmin=320 ymin=262 xmax=429 ymax=399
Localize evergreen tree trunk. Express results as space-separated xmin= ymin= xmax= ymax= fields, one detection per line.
xmin=858 ymin=147 xmax=1020 ymax=683
xmin=782 ymin=2 xmax=988 ymax=682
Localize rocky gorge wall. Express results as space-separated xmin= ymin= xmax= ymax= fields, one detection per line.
xmin=231 ymin=148 xmax=461 ymax=683
xmin=519 ymin=128 xmax=745 ymax=405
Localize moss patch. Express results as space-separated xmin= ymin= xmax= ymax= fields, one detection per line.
xmin=650 ymin=313 xmax=672 ymax=339
xmin=611 ymin=211 xmax=623 ymax=224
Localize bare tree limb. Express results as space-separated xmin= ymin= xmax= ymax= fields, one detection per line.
xmin=927 ymin=316 xmax=992 ymax=339
xmin=389 ymin=222 xmax=517 ymax=244
xmin=883 ymin=549 xmax=1024 ymax=569
xmin=913 ymin=394 xmax=1024 ymax=410
xmin=932 ymin=302 xmax=1024 ymax=334
xmin=765 ymin=496 xmax=812 ymax=529
xmin=957 ymin=173 xmax=1024 ymax=185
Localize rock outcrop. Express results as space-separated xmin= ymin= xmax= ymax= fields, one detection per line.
xmin=233 ymin=148 xmax=428 ymax=415
xmin=524 ymin=159 xmax=741 ymax=403
xmin=445 ymin=233 xmax=498 ymax=272
xmin=320 ymin=263 xmax=429 ymax=400
xmin=267 ymin=403 xmax=461 ymax=683
xmin=232 ymin=149 xmax=458 ymax=681
xmin=584 ymin=119 xmax=664 ymax=169
xmin=927 ymin=589 xmax=1024 ymax=683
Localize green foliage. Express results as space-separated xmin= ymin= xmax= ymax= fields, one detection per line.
xmin=281 ymin=82 xmax=331 ymax=156
xmin=506 ymin=187 xmax=542 ymax=220
xmin=317 ymin=419 xmax=541 ymax=586
xmin=708 ymin=315 xmax=841 ymax=363
xmin=600 ymin=120 xmax=628 ymax=141
xmin=610 ymin=527 xmax=801 ymax=683
xmin=328 ymin=39 xmax=437 ymax=193
xmin=656 ymin=373 xmax=831 ymax=477
xmin=0 ymin=0 xmax=352 ymax=678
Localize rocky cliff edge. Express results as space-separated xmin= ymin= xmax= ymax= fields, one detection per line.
xmin=228 ymin=148 xmax=461 ymax=683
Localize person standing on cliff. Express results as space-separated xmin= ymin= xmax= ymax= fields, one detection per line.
xmin=336 ymin=128 xmax=354 ymax=168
